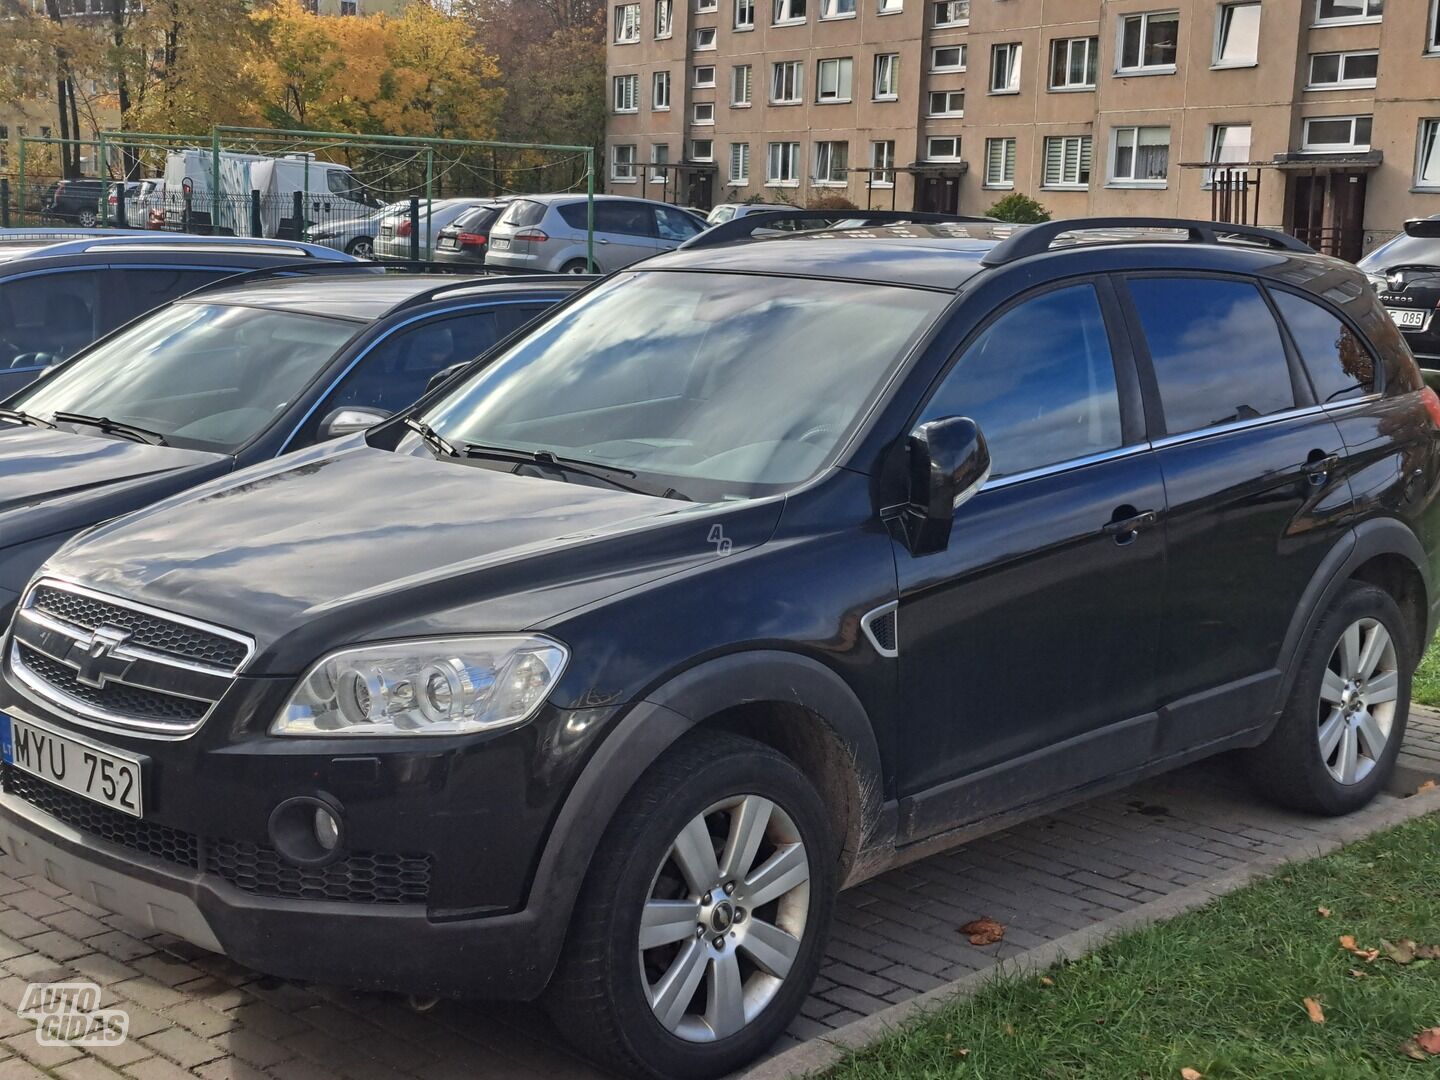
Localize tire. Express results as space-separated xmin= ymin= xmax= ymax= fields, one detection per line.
xmin=560 ymin=258 xmax=591 ymax=274
xmin=1245 ymin=581 xmax=1411 ymax=815
xmin=547 ymin=731 xmax=836 ymax=1080
xmin=77 ymin=208 xmax=98 ymax=227
xmin=346 ymin=236 xmax=374 ymax=259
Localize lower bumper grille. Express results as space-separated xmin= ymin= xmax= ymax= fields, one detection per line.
xmin=1 ymin=767 xmax=432 ymax=906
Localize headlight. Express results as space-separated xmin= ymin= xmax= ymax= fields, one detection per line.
xmin=271 ymin=636 xmax=569 ymax=737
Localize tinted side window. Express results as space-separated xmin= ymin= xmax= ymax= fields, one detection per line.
xmin=1271 ymin=290 xmax=1376 ymax=404
xmin=558 ymin=203 xmax=590 ymax=230
xmin=110 ymin=268 xmax=232 ymax=326
xmin=0 ymin=270 xmax=101 ymax=370
xmin=595 ymin=202 xmax=657 ymax=237
xmin=1129 ymin=277 xmax=1293 ymax=435
xmin=920 ymin=283 xmax=1124 ymax=478
xmin=655 ymin=207 xmax=703 ymax=241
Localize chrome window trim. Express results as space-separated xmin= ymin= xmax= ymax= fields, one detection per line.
xmin=1149 ymin=394 xmax=1381 ymax=450
xmin=982 ymin=443 xmax=1151 ymax=491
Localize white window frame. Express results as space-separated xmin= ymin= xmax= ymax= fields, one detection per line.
xmin=611 ymin=144 xmax=638 ymax=182
xmin=813 ymin=140 xmax=850 ymax=185
xmin=816 ymin=57 xmax=854 ymax=102
xmin=1213 ymin=2 xmax=1260 ymax=68
xmin=735 ymin=0 xmax=755 ymax=28
xmin=927 ymin=136 xmax=961 ymax=161
xmin=613 ymin=73 xmax=640 ymax=113
xmin=614 ymin=3 xmax=641 ymax=43
xmin=932 ymin=0 xmax=968 ymax=27
xmin=1301 ymin=115 xmax=1373 ymax=152
xmin=1042 ymin=134 xmax=1092 ymax=189
xmin=694 ymin=26 xmax=717 ymax=49
xmin=652 ymin=70 xmax=672 ymax=110
xmin=771 ymin=60 xmax=803 ymax=103
xmin=649 ymin=143 xmax=670 ymax=184
xmin=1204 ymin=122 xmax=1252 ymax=184
xmin=1306 ymin=50 xmax=1379 ymax=90
xmin=1416 ymin=118 xmax=1440 ymax=190
xmin=873 ymin=52 xmax=900 ymax=99
xmin=655 ymin=0 xmax=673 ymax=37
xmin=984 ymin=137 xmax=1016 ymax=188
xmin=696 ymin=0 xmax=718 ymax=9
xmin=877 ymin=0 xmax=902 ymax=13
xmin=931 ymin=44 xmax=966 ymax=72
xmin=767 ymin=141 xmax=801 ymax=185
xmin=870 ymin=140 xmax=896 ymax=186
xmin=731 ymin=64 xmax=753 ymax=105
xmin=1049 ymin=36 xmax=1097 ymax=89
xmin=773 ymin=0 xmax=806 ymax=23
xmin=1116 ymin=11 xmax=1180 ymax=75
xmin=1109 ymin=124 xmax=1171 ymax=186
xmin=990 ymin=42 xmax=1022 ymax=94
xmin=693 ymin=102 xmax=716 ymax=125
xmin=1313 ymin=0 xmax=1383 ymax=26
xmin=1429 ymin=0 xmax=1440 ymax=55
xmin=694 ymin=65 xmax=717 ymax=87
xmin=927 ymin=89 xmax=965 ymax=117
xmin=730 ymin=142 xmax=751 ymax=184
xmin=691 ymin=138 xmax=714 ymax=162
xmin=821 ymin=0 xmax=856 ymax=18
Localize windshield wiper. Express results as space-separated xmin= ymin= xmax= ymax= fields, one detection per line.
xmin=404 ymin=416 xmax=459 ymax=458
xmin=0 ymin=408 xmax=55 ymax=430
xmin=53 ymin=412 xmax=168 ymax=446
xmin=462 ymin=442 xmax=690 ymax=501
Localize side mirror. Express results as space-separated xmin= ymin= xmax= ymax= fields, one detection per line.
xmin=426 ymin=363 xmax=468 ymax=395
xmin=320 ymin=406 xmax=389 ymax=441
xmin=1403 ymin=218 xmax=1440 ymax=239
xmin=900 ymin=416 xmax=991 ymax=556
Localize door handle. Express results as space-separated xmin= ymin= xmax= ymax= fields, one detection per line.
xmin=1103 ymin=508 xmax=1159 ymax=545
xmin=1304 ymin=452 xmax=1340 ymax=485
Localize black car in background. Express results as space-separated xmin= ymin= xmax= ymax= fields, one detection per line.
xmin=1362 ymin=217 xmax=1440 ymax=370
xmin=0 ymin=266 xmax=585 ymax=619
xmin=431 ymin=201 xmax=511 ymax=265
xmin=0 ymin=219 xmax=1435 ymax=1079
xmin=0 ymin=232 xmax=356 ymax=397
xmin=41 ymin=179 xmax=109 ymax=227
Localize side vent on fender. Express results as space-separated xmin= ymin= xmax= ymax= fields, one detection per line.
xmin=860 ymin=602 xmax=899 ymax=659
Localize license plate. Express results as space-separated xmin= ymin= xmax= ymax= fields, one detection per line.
xmin=1388 ymin=308 xmax=1429 ymax=330
xmin=1 ymin=713 xmax=143 ymax=817
xmin=489 ymin=237 xmax=510 ymax=251
xmin=438 ymin=237 xmax=457 ymax=249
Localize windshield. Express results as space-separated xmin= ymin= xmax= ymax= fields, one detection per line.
xmin=420 ymin=271 xmax=947 ymax=501
xmin=13 ymin=302 xmax=359 ymax=452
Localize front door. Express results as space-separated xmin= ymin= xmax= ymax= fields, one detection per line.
xmin=592 ymin=201 xmax=661 ymax=271
xmin=1289 ymin=171 xmax=1368 ymax=263
xmin=893 ymin=279 xmax=1166 ymax=840
xmin=917 ymin=176 xmax=959 ymax=215
xmin=688 ymin=171 xmax=714 ymax=211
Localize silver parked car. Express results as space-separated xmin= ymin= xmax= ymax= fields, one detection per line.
xmin=484 ymin=194 xmax=706 ymax=274
xmin=307 ymin=199 xmax=410 ymax=258
xmin=373 ymin=198 xmax=496 ymax=262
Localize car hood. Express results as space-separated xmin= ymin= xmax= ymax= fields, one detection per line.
xmin=44 ymin=442 xmax=783 ymax=674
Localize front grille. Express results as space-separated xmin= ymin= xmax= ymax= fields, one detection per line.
xmin=2 ymin=768 xmax=432 ymax=906
xmin=17 ymin=645 xmax=209 ymax=725
xmin=31 ymin=586 xmax=249 ymax=670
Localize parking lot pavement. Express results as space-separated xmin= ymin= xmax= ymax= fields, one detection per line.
xmin=0 ymin=713 xmax=1436 ymax=1080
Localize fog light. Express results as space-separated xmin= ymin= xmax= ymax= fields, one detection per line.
xmin=268 ymin=796 xmax=346 ymax=867
xmin=314 ymin=807 xmax=340 ymax=851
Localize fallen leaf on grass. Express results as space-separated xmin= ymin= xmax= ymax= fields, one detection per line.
xmin=1039 ymin=976 xmax=1055 ymax=987
xmin=1304 ymin=997 xmax=1326 ymax=1024
xmin=1349 ymin=969 xmax=1368 ymax=980
xmin=1418 ymin=1028 xmax=1440 ymax=1054
xmin=1339 ymin=935 xmax=1381 ymax=962
xmin=960 ymin=916 xmax=1006 ymax=946
xmin=1317 ymin=906 xmax=1331 ymax=918
xmin=1180 ymin=1069 xmax=1204 ymax=1080
xmin=1402 ymin=1040 xmax=1429 ymax=1062
xmin=950 ymin=1047 xmax=970 ymax=1059
xmin=1382 ymin=939 xmax=1416 ymax=965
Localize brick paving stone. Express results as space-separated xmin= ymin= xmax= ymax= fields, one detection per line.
xmin=55 ymin=1058 xmax=128 ymax=1080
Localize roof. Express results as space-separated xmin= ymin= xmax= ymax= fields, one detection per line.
xmin=0 ymin=231 xmax=350 ymax=265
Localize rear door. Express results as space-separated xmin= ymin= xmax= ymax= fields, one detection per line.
xmin=1120 ymin=273 xmax=1352 ymax=749
xmin=591 ymin=202 xmax=661 ymax=270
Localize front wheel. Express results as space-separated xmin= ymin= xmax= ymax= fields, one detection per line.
xmin=77 ymin=208 xmax=98 ymax=227
xmin=548 ymin=732 xmax=836 ymax=1080
xmin=1246 ymin=581 xmax=1411 ymax=815
xmin=346 ymin=236 xmax=374 ymax=259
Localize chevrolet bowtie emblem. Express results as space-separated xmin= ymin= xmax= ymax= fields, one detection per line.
xmin=69 ymin=626 xmax=135 ymax=689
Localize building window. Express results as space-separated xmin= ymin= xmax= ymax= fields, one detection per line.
xmin=1205 ymin=123 xmax=1251 ymax=183
xmin=735 ymin=0 xmax=755 ymax=27
xmin=878 ymin=0 xmax=902 ymax=12
xmin=1429 ymin=0 xmax=1440 ymax=53
xmin=927 ymin=136 xmax=961 ymax=161
xmin=613 ymin=74 xmax=640 ymax=112
xmin=656 ymin=0 xmax=673 ymax=37
xmin=697 ymin=0 xmax=717 ymax=9
xmin=931 ymin=45 xmax=966 ymax=71
xmin=928 ymin=89 xmax=965 ymax=116
xmin=1314 ymin=0 xmax=1383 ymax=24
xmin=821 ymin=0 xmax=856 ymax=17
xmin=339 ymin=0 xmax=357 ymax=14
xmin=1111 ymin=125 xmax=1171 ymax=184
xmin=612 ymin=144 xmax=638 ymax=181
xmin=730 ymin=142 xmax=751 ymax=183
xmin=933 ymin=0 xmax=968 ymax=26
xmin=1214 ymin=2 xmax=1260 ymax=66
xmin=694 ymin=26 xmax=717 ymax=49
xmin=767 ymin=141 xmax=800 ymax=184
xmin=874 ymin=53 xmax=900 ymax=98
xmin=653 ymin=71 xmax=671 ymax=109
xmin=1042 ymin=135 xmax=1092 ymax=188
xmin=614 ymin=3 xmax=641 ymax=42
xmin=1050 ymin=36 xmax=1097 ymax=88
xmin=871 ymin=140 xmax=896 ymax=185
xmin=984 ymin=137 xmax=1017 ymax=187
xmin=1307 ymin=51 xmax=1379 ymax=89
xmin=773 ymin=0 xmax=805 ymax=22
xmin=990 ymin=43 xmax=1022 ymax=93
xmin=817 ymin=58 xmax=854 ymax=102
xmin=694 ymin=65 xmax=716 ymax=87
xmin=1118 ymin=11 xmax=1179 ymax=73
xmin=691 ymin=138 xmax=714 ymax=161
xmin=732 ymin=65 xmax=753 ymax=105
xmin=1417 ymin=119 xmax=1440 ymax=189
xmin=814 ymin=140 xmax=850 ymax=184
xmin=771 ymin=60 xmax=803 ymax=102
xmin=1301 ymin=115 xmax=1373 ymax=151
xmin=693 ymin=102 xmax=715 ymax=125
xmin=650 ymin=143 xmax=670 ymax=184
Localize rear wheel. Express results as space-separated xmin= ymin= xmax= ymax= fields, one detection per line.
xmin=1246 ymin=582 xmax=1410 ymax=814
xmin=345 ymin=236 xmax=374 ymax=259
xmin=547 ymin=732 xmax=835 ymax=1080
xmin=77 ymin=208 xmax=98 ymax=227
xmin=560 ymin=258 xmax=591 ymax=274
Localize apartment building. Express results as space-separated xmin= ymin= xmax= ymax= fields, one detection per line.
xmin=606 ymin=0 xmax=1440 ymax=257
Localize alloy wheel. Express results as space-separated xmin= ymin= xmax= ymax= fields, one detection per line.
xmin=638 ymin=794 xmax=810 ymax=1043
xmin=1318 ymin=616 xmax=1399 ymax=785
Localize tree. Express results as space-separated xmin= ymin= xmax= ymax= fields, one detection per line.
xmin=986 ymin=192 xmax=1051 ymax=223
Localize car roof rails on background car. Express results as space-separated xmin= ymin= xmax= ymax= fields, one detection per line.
xmin=0 ymin=233 xmax=350 ymax=260
xmin=679 ymin=209 xmax=1000 ymax=250
xmin=979 ymin=217 xmax=1315 ymax=267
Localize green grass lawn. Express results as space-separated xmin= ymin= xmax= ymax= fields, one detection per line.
xmin=1415 ymin=638 xmax=1440 ymax=709
xmin=823 ymin=813 xmax=1440 ymax=1080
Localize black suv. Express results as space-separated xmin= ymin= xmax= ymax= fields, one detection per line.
xmin=0 ymin=232 xmax=355 ymax=397
xmin=0 ymin=266 xmax=584 ymax=621
xmin=41 ymin=179 xmax=108 ymax=227
xmin=1362 ymin=217 xmax=1440 ymax=370
xmin=0 ymin=219 xmax=1436 ymax=1080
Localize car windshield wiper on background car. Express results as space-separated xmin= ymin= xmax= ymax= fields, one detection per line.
xmin=52 ymin=412 xmax=168 ymax=446
xmin=461 ymin=441 xmax=691 ymax=501
xmin=403 ymin=415 xmax=459 ymax=459
xmin=0 ymin=408 xmax=56 ymax=430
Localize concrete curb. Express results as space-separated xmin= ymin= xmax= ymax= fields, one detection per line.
xmin=739 ymin=785 xmax=1440 ymax=1080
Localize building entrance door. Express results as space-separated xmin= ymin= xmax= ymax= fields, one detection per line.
xmin=1288 ymin=171 xmax=1367 ymax=263
xmin=917 ymin=176 xmax=960 ymax=214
